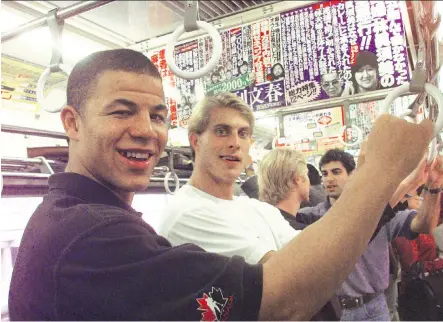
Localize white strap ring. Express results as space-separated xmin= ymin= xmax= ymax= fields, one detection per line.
xmin=428 ymin=138 xmax=438 ymax=165
xmin=165 ymin=21 xmax=222 ymax=80
xmin=164 ymin=172 xmax=180 ymax=195
xmin=338 ymin=124 xmax=363 ymax=147
xmin=380 ymin=82 xmax=443 ymax=164
xmin=36 ymin=63 xmax=72 ymax=113
xmin=379 ymin=82 xmax=443 ymax=139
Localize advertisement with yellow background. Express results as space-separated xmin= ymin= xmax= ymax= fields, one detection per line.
xmin=1 ymin=55 xmax=67 ymax=113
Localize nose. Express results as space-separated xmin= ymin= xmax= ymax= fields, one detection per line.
xmin=362 ymin=70 xmax=369 ymax=77
xmin=129 ymin=112 xmax=158 ymax=141
xmin=323 ymin=176 xmax=334 ymax=184
xmin=228 ymin=133 xmax=241 ymax=149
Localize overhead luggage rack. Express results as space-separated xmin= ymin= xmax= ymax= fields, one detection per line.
xmin=0 ymin=124 xmax=250 ymax=197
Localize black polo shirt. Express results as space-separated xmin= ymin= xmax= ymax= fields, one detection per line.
xmin=9 ymin=173 xmax=262 ymax=321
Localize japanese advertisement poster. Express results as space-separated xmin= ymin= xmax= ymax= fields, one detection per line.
xmin=280 ymin=0 xmax=410 ymax=104
xmin=147 ymin=0 xmax=410 ymax=130
xmin=343 ymin=94 xmax=419 ymax=149
xmin=278 ymin=106 xmax=345 ymax=156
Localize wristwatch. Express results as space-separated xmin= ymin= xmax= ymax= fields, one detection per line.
xmin=423 ymin=185 xmax=442 ymax=194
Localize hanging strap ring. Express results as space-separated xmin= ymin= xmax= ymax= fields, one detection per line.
xmin=36 ymin=8 xmax=72 ymax=113
xmin=36 ymin=63 xmax=72 ymax=113
xmin=428 ymin=138 xmax=438 ymax=165
xmin=379 ymin=83 xmax=443 ymax=139
xmin=338 ymin=124 xmax=363 ymax=147
xmin=164 ymin=171 xmax=180 ymax=195
xmin=165 ymin=1 xmax=221 ymax=80
xmin=379 ymin=82 xmax=443 ymax=164
xmin=166 ymin=21 xmax=221 ymax=80
xmin=164 ymin=148 xmax=180 ymax=194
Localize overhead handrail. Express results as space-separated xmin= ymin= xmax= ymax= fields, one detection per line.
xmin=1 ymin=1 xmax=114 ymax=43
xmin=165 ymin=1 xmax=222 ymax=80
xmin=2 ymin=156 xmax=58 ymax=166
xmin=36 ymin=8 xmax=72 ymax=113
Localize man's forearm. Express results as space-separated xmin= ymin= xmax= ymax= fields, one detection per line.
xmin=259 ymin=162 xmax=403 ymax=320
xmin=410 ymin=188 xmax=441 ymax=233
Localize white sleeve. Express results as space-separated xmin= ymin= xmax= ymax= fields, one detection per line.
xmin=167 ymin=206 xmax=277 ymax=264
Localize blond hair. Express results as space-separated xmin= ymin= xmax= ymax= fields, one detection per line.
xmin=258 ymin=148 xmax=308 ymax=206
xmin=188 ymin=92 xmax=255 ymax=136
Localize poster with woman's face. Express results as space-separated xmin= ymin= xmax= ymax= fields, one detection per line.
xmin=280 ymin=0 xmax=410 ymax=104
xmin=148 ymin=0 xmax=411 ymax=123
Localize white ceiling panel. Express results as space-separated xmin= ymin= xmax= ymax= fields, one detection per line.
xmin=46 ymin=1 xmax=184 ymax=43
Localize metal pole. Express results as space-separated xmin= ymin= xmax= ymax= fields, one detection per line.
xmin=1 ymin=124 xmax=67 ymax=140
xmin=2 ymin=157 xmax=57 ymax=166
xmin=1 ymin=0 xmax=115 ymax=43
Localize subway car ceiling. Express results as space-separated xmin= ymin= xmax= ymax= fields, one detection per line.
xmin=1 ymin=0 xmax=442 ymax=197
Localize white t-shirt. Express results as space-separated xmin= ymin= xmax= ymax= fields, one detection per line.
xmin=158 ymin=184 xmax=301 ymax=264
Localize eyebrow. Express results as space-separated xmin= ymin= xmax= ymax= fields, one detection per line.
xmin=214 ymin=124 xmax=251 ymax=131
xmin=322 ymin=168 xmax=342 ymax=173
xmin=153 ymin=104 xmax=168 ymax=114
xmin=105 ymin=99 xmax=137 ymax=111
xmin=105 ymin=99 xmax=168 ymax=114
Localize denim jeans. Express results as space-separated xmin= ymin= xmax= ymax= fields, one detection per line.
xmin=340 ymin=292 xmax=390 ymax=321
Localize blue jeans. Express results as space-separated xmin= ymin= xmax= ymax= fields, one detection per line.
xmin=340 ymin=292 xmax=390 ymax=321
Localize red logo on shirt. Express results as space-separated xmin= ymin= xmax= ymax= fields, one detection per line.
xmin=197 ymin=287 xmax=233 ymax=321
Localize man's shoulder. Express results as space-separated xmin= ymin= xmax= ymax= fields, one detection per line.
xmin=159 ymin=185 xmax=222 ymax=236
xmin=239 ymin=196 xmax=280 ymax=214
xmin=40 ymin=191 xmax=142 ymax=223
xmin=298 ymin=201 xmax=328 ymax=216
xmin=163 ymin=185 xmax=215 ymax=216
xmin=27 ymin=191 xmax=151 ymax=250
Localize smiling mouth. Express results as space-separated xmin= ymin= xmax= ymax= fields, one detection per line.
xmin=117 ymin=150 xmax=153 ymax=162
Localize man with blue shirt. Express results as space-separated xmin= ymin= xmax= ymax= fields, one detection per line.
xmin=297 ymin=149 xmax=443 ymax=321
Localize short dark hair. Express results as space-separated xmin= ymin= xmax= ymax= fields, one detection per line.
xmin=319 ymin=148 xmax=356 ymax=174
xmin=351 ymin=50 xmax=379 ymax=92
xmin=307 ymin=164 xmax=322 ymax=185
xmin=67 ymin=49 xmax=161 ymax=114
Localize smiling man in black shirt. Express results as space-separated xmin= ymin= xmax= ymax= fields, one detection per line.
xmin=8 ymin=48 xmax=434 ymax=321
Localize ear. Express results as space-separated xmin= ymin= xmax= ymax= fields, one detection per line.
xmin=294 ymin=174 xmax=308 ymax=186
xmin=61 ymin=106 xmax=82 ymax=142
xmin=189 ymin=132 xmax=200 ymax=154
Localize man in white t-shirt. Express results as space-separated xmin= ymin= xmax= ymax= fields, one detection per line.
xmin=155 ymin=90 xmax=436 ymax=319
xmin=159 ymin=93 xmax=304 ymax=264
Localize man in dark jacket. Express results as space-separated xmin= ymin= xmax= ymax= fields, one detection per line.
xmin=257 ymin=148 xmax=341 ymax=319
